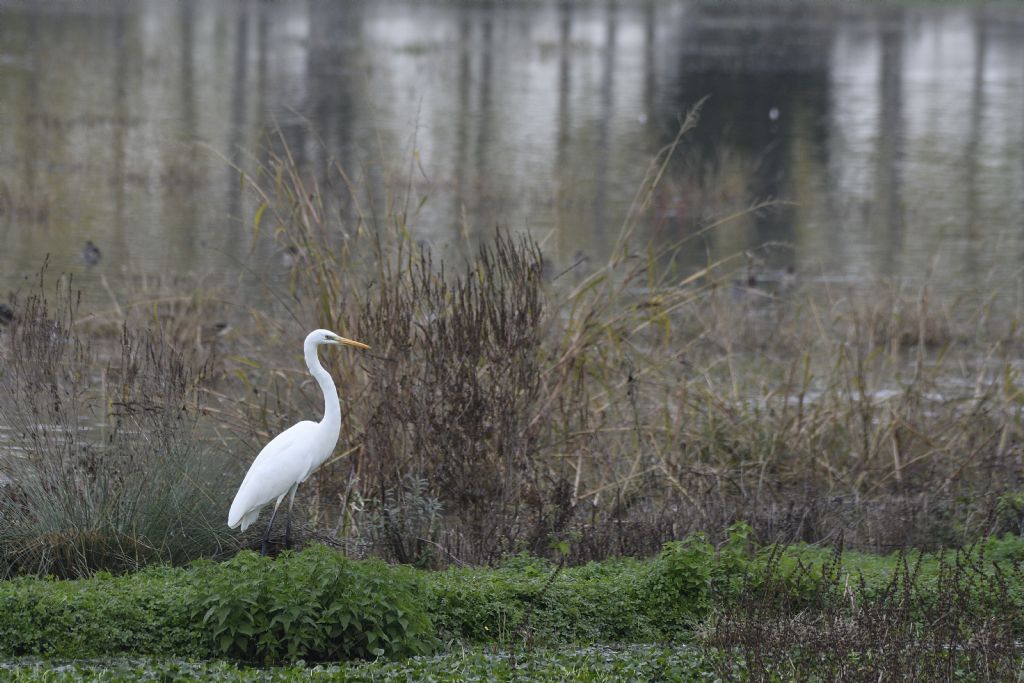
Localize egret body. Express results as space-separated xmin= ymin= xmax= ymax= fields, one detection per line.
xmin=228 ymin=329 xmax=369 ymax=554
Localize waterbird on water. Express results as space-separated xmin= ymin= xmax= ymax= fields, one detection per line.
xmin=80 ymin=240 xmax=101 ymax=266
xmin=228 ymin=329 xmax=369 ymax=555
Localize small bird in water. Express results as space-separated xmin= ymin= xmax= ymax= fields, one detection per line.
xmin=279 ymin=244 xmax=301 ymax=268
xmin=781 ymin=265 xmax=797 ymax=291
xmin=80 ymin=241 xmax=101 ymax=266
xmin=0 ymin=303 xmax=13 ymax=325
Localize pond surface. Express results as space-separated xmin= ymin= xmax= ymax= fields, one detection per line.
xmin=1 ymin=1 xmax=1023 ymax=304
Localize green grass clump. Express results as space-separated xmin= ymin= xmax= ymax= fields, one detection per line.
xmin=643 ymin=523 xmax=755 ymax=631
xmin=0 ymin=283 xmax=240 ymax=579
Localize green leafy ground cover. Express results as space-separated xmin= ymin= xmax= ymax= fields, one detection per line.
xmin=0 ymin=527 xmax=757 ymax=664
xmin=3 ymin=532 xmax=1024 ymax=680
xmin=0 ymin=647 xmax=726 ymax=682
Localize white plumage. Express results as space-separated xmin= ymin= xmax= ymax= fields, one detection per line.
xmin=227 ymin=329 xmax=369 ymax=552
xmin=228 ymin=421 xmax=320 ymax=531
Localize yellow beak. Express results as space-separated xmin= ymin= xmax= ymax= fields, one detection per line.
xmin=332 ymin=335 xmax=370 ymax=350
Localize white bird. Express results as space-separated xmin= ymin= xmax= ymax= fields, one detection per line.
xmin=228 ymin=329 xmax=369 ymax=554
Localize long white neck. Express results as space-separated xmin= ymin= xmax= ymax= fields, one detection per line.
xmin=304 ymin=337 xmax=341 ymax=434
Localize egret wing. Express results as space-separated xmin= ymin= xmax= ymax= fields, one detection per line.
xmin=227 ymin=420 xmax=318 ymax=528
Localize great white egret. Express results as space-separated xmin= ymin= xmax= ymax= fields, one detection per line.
xmin=228 ymin=329 xmax=369 ymax=554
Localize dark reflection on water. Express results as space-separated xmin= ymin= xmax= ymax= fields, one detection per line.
xmin=0 ymin=1 xmax=1022 ymax=302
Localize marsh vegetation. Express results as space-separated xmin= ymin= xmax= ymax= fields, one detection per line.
xmin=6 ymin=108 xmax=1024 ymax=574
xmin=3 ymin=99 xmax=1024 ymax=677
xmin=3 ymin=535 xmax=1024 ymax=680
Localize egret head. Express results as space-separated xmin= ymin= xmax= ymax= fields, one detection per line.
xmin=307 ymin=328 xmax=370 ymax=350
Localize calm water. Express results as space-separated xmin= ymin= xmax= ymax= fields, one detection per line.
xmin=1 ymin=1 xmax=1023 ymax=304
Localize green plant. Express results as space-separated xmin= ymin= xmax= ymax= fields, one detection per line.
xmin=358 ymin=475 xmax=444 ymax=568
xmin=3 ymin=532 xmax=1024 ymax=675
xmin=0 ymin=565 xmax=202 ymax=658
xmin=0 ymin=645 xmax=735 ymax=682
xmin=193 ymin=546 xmax=438 ymax=664
xmin=428 ymin=554 xmax=668 ymax=645
xmin=642 ymin=523 xmax=755 ymax=632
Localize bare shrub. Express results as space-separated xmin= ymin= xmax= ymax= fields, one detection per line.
xmin=349 ymin=235 xmax=547 ymax=563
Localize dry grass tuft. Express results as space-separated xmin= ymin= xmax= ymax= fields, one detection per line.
xmin=0 ymin=275 xmax=239 ymax=578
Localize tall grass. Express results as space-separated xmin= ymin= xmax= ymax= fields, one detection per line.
xmin=4 ymin=101 xmax=1022 ymax=575
xmin=0 ymin=275 xmax=239 ymax=577
xmin=231 ymin=102 xmax=1024 ymax=566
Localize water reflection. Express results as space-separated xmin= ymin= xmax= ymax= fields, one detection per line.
xmin=0 ymin=1 xmax=1022 ymax=302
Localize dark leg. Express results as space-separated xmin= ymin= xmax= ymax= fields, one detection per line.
xmin=261 ymin=504 xmax=280 ymax=556
xmin=284 ymin=484 xmax=299 ymax=550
